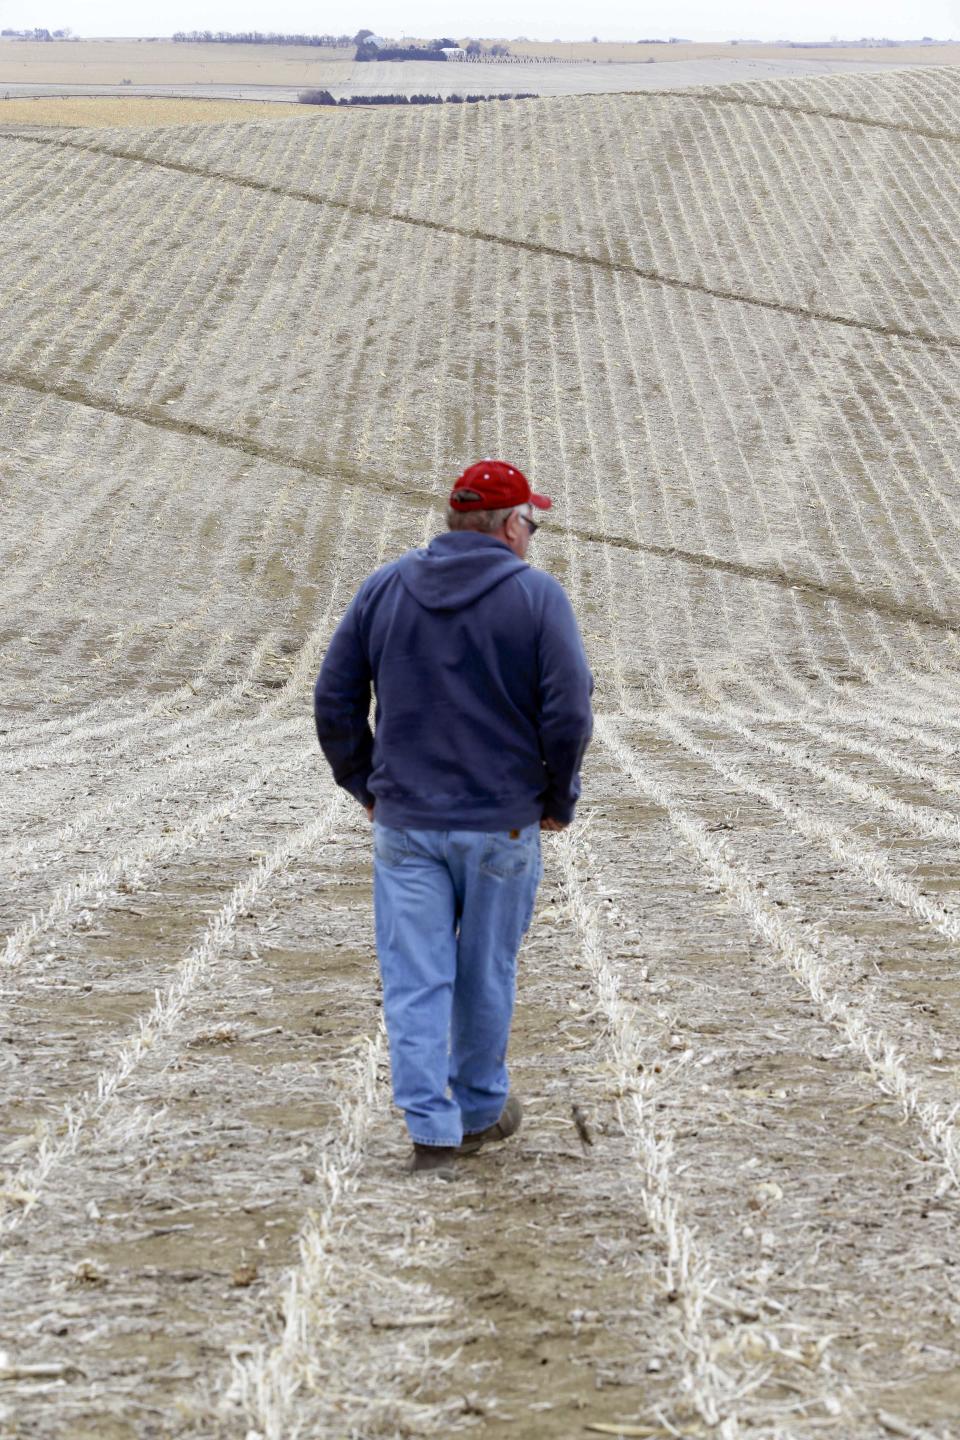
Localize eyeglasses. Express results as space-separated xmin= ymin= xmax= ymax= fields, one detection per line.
xmin=520 ymin=514 xmax=540 ymax=536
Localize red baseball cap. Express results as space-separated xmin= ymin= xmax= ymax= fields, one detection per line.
xmin=449 ymin=459 xmax=552 ymax=512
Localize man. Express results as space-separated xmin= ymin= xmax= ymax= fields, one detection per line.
xmin=314 ymin=460 xmax=593 ymax=1175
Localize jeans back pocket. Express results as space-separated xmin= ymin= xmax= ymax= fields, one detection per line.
xmin=373 ymin=823 xmax=410 ymax=867
xmin=479 ymin=828 xmax=538 ymax=880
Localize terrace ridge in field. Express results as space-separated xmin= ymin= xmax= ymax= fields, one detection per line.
xmin=632 ymin=83 xmax=960 ymax=145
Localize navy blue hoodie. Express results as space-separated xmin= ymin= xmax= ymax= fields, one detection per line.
xmin=313 ymin=531 xmax=593 ymax=831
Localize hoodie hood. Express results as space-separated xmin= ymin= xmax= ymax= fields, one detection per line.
xmin=397 ymin=531 xmax=528 ymax=611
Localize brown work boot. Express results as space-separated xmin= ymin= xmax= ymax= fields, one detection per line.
xmin=458 ymin=1095 xmax=523 ymax=1156
xmin=408 ymin=1144 xmax=459 ymax=1179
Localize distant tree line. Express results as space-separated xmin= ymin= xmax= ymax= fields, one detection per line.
xmin=1 ymin=27 xmax=73 ymax=39
xmin=164 ymin=29 xmax=513 ymax=58
xmin=171 ymin=30 xmax=356 ymax=46
xmin=299 ymin=88 xmax=536 ymax=105
xmin=356 ymin=39 xmax=512 ymax=60
xmin=356 ymin=41 xmax=449 ymax=61
xmin=775 ymin=37 xmax=917 ymax=46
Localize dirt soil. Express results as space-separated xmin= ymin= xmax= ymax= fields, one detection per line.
xmin=4 ymin=39 xmax=960 ymax=89
xmin=0 ymin=39 xmax=350 ymax=86
xmin=508 ymin=39 xmax=960 ymax=64
xmin=0 ymin=96 xmax=331 ymax=126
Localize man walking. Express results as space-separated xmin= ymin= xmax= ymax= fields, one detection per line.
xmin=314 ymin=460 xmax=593 ymax=1174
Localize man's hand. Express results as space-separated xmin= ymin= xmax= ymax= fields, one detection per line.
xmin=364 ymin=804 xmax=375 ymax=822
xmin=540 ymin=816 xmax=568 ymax=832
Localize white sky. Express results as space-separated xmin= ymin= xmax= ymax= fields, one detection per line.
xmin=1 ymin=0 xmax=958 ymax=41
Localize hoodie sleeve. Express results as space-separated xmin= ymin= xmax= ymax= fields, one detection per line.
xmin=535 ymin=578 xmax=594 ymax=824
xmin=314 ymin=588 xmax=375 ymax=809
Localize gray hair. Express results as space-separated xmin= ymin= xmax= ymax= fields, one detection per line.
xmin=445 ymin=504 xmax=518 ymax=533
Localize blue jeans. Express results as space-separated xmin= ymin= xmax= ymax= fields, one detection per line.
xmin=372 ymin=821 xmax=542 ymax=1147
